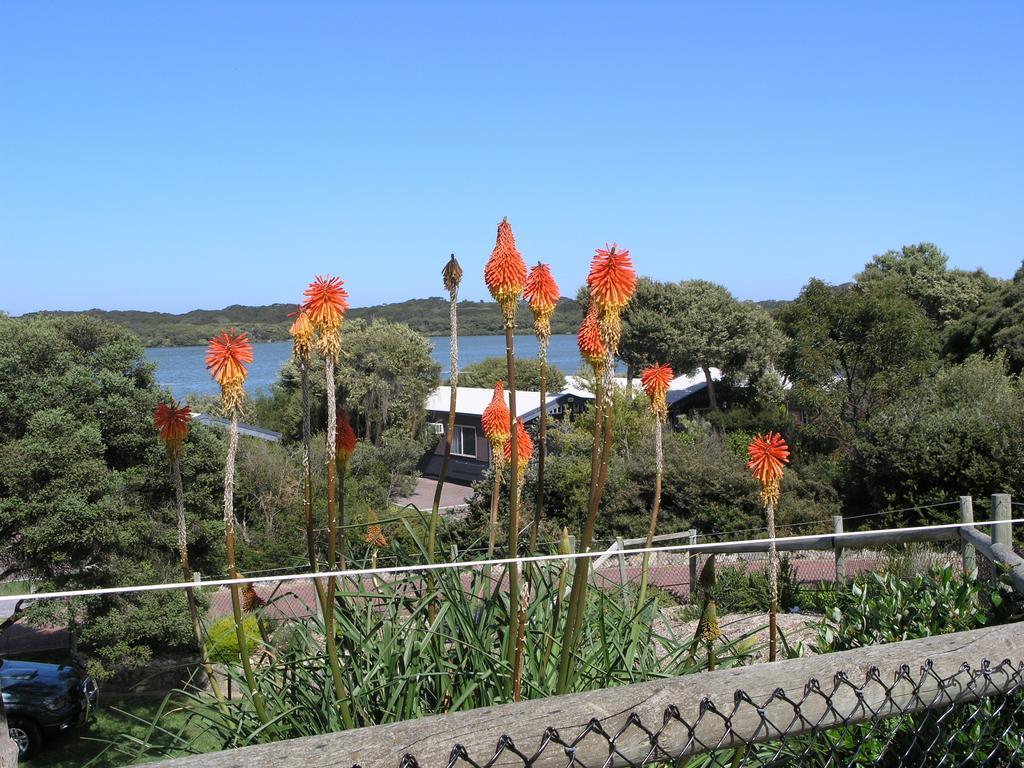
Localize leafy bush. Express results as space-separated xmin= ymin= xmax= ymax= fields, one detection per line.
xmin=206 ymin=615 xmax=261 ymax=663
xmin=816 ymin=565 xmax=986 ymax=652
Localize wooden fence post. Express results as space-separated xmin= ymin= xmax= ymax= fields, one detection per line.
xmin=991 ymin=494 xmax=1011 ymax=587
xmin=992 ymin=494 xmax=1012 ymax=547
xmin=687 ymin=529 xmax=698 ymax=601
xmin=833 ymin=515 xmax=845 ymax=587
xmin=960 ymin=496 xmax=977 ymax=579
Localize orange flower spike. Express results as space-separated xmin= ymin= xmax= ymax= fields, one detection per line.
xmin=153 ymin=400 xmax=192 ymax=457
xmin=640 ymin=363 xmax=673 ymax=422
xmin=524 ymin=262 xmax=560 ymax=343
xmin=577 ymin=304 xmax=606 ymax=373
xmin=336 ymin=408 xmax=357 ymax=467
xmin=484 ymin=218 xmax=527 ymax=327
xmin=503 ymin=418 xmax=534 ymax=488
xmin=303 ymin=275 xmax=349 ymax=360
xmin=502 ymin=419 xmax=534 ymax=465
xmin=747 ymin=432 xmax=790 ymax=507
xmin=481 ymin=381 xmax=512 ymax=466
xmin=587 ymin=243 xmax=637 ymax=315
xmin=288 ymin=305 xmax=314 ymax=364
xmin=206 ymin=328 xmax=254 ymax=414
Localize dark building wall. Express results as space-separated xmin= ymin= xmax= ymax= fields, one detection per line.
xmin=422 ymin=412 xmax=490 ymax=482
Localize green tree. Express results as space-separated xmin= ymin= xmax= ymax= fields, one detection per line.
xmin=845 ymin=355 xmax=1024 ymax=523
xmin=617 ymin=279 xmax=785 ymax=408
xmin=778 ymin=279 xmax=938 ymax=446
xmin=457 ymin=355 xmax=566 ymax=392
xmin=0 ymin=315 xmax=224 ymax=676
xmin=264 ymin=319 xmax=441 ymax=444
xmin=945 ymin=262 xmax=1024 ymax=373
xmin=857 ymin=242 xmax=999 ymax=329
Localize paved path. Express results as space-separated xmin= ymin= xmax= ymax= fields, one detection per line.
xmin=395 ymin=477 xmax=473 ymax=513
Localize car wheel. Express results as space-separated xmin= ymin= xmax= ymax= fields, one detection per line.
xmin=8 ymin=717 xmax=41 ymax=760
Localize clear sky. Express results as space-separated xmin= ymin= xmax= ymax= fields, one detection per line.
xmin=2 ymin=2 xmax=1022 ymax=315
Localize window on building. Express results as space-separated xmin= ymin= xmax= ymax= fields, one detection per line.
xmin=428 ymin=421 xmax=444 ymax=436
xmin=452 ymin=425 xmax=477 ymax=457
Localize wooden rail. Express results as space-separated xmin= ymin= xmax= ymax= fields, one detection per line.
xmin=152 ymin=621 xmax=1024 ymax=768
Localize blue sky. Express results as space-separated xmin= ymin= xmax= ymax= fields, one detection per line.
xmin=2 ymin=2 xmax=1022 ymax=315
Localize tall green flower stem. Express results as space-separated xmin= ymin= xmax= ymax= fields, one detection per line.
xmin=170 ymin=452 xmax=227 ymax=708
xmin=300 ymin=361 xmax=328 ymax=618
xmin=556 ymin=378 xmax=607 ymax=693
xmin=429 ymin=255 xmax=462 ymax=564
xmin=223 ymin=415 xmax=269 ymax=725
xmin=528 ymin=338 xmax=548 ymax=556
xmin=767 ymin=501 xmax=779 ymax=662
xmin=323 ymin=356 xmax=354 ymax=728
xmin=503 ymin=325 xmax=522 ymax=690
xmin=636 ymin=417 xmax=663 ymax=611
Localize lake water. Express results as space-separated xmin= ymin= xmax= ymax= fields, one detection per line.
xmin=146 ymin=334 xmax=595 ymax=399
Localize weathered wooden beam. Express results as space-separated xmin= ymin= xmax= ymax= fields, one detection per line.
xmin=960 ymin=526 xmax=1024 ymax=594
xmin=152 ymin=622 xmax=1024 ymax=768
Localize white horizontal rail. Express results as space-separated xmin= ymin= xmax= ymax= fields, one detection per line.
xmin=5 ymin=517 xmax=1021 ymax=604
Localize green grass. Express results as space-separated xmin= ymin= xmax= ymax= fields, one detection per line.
xmin=0 ymin=580 xmax=31 ymax=597
xmin=24 ymin=695 xmax=207 ymax=768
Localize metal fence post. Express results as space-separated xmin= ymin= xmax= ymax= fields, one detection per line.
xmin=687 ymin=529 xmax=698 ymax=601
xmin=960 ymin=496 xmax=977 ymax=579
xmin=833 ymin=515 xmax=845 ymax=587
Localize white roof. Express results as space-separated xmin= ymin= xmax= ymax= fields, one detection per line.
xmin=426 ymin=386 xmax=562 ymax=422
xmin=563 ymin=368 xmax=720 ymax=400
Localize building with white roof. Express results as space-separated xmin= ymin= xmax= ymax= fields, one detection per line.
xmin=420 ymin=369 xmax=722 ymax=483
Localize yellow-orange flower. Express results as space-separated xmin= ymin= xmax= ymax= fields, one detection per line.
xmin=524 ymin=262 xmax=560 ymax=344
xmin=303 ymin=275 xmax=349 ymax=360
xmin=153 ymin=400 xmax=191 ymax=457
xmin=587 ymin=243 xmax=636 ymax=315
xmin=641 ymin=363 xmax=673 ymax=422
xmin=206 ymin=329 xmax=253 ymax=414
xmin=503 ymin=418 xmax=534 ymax=488
xmin=484 ymin=218 xmax=527 ymax=327
xmin=747 ymin=432 xmax=790 ymax=507
xmin=336 ymin=408 xmax=357 ymax=467
xmin=577 ymin=305 xmax=606 ymax=372
xmin=587 ymin=243 xmax=637 ymax=351
xmin=288 ymin=306 xmax=313 ymax=364
xmin=481 ymin=381 xmax=511 ymax=467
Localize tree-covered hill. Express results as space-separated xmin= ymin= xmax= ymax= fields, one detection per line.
xmin=22 ymin=297 xmax=586 ymax=347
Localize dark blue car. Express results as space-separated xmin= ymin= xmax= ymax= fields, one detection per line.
xmin=2 ymin=658 xmax=98 ymax=760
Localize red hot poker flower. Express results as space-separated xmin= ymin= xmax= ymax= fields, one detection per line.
xmin=206 ymin=329 xmax=253 ymax=413
xmin=587 ymin=243 xmax=637 ymax=315
xmin=502 ymin=418 xmax=534 ymax=465
xmin=484 ymin=218 xmax=527 ymax=327
xmin=747 ymin=432 xmax=790 ymax=485
xmin=640 ymin=363 xmax=674 ymax=422
xmin=154 ymin=400 xmax=192 ymax=456
xmin=303 ymin=275 xmax=349 ymax=359
xmin=336 ymin=408 xmax=357 ymax=466
xmin=524 ymin=262 xmax=560 ymax=343
xmin=577 ymin=305 xmax=606 ymax=372
xmin=481 ymin=381 xmax=511 ymax=465
xmin=747 ymin=432 xmax=790 ymax=507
